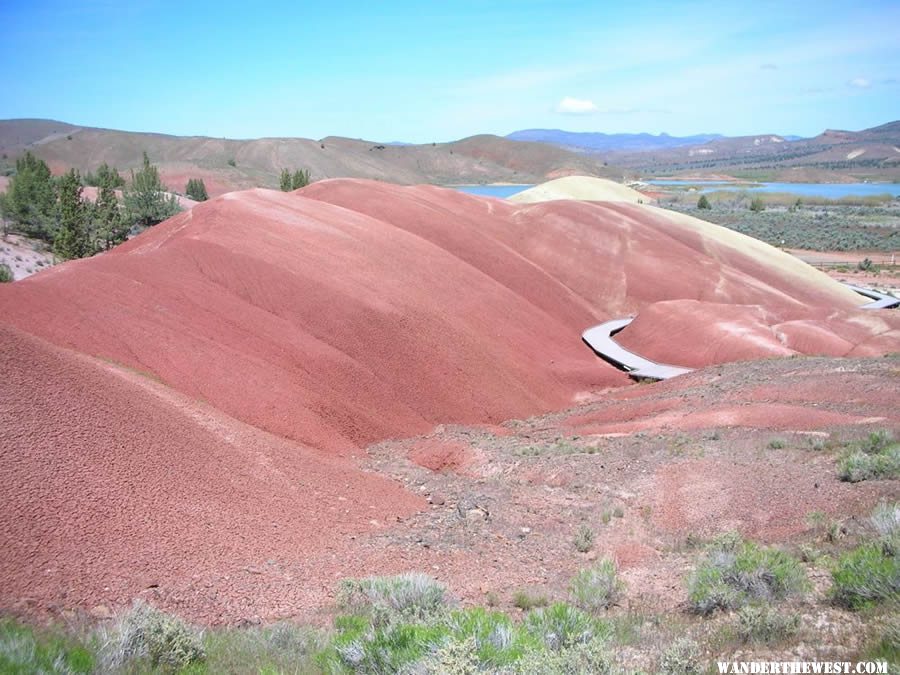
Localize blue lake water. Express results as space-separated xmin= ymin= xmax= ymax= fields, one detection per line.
xmin=453 ymin=184 xmax=534 ymax=198
xmin=646 ymin=180 xmax=900 ymax=198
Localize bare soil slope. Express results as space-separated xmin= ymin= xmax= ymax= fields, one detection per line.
xmin=0 ymin=324 xmax=423 ymax=622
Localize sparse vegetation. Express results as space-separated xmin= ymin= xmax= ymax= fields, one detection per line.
xmin=735 ymin=604 xmax=800 ymax=645
xmin=574 ymin=524 xmax=594 ymax=552
xmin=570 ymin=560 xmax=624 ymax=613
xmin=830 ymin=541 xmax=899 ymax=610
xmin=98 ymin=600 xmax=205 ymax=671
xmin=513 ymin=590 xmax=549 ymax=611
xmin=697 ymin=194 xmax=711 ymax=209
xmin=687 ymin=536 xmax=808 ymax=615
xmin=523 ymin=602 xmax=610 ymax=651
xmin=0 ymin=618 xmax=94 ymax=673
xmin=658 ymin=638 xmax=701 ymax=675
xmin=837 ymin=430 xmax=900 ymax=482
xmin=668 ymin=198 xmax=900 ymax=251
xmin=749 ymin=195 xmax=765 ymax=212
xmin=768 ymin=438 xmax=786 ymax=449
xmin=0 ymin=264 xmax=12 ymax=282
xmin=338 ymin=572 xmax=448 ymax=623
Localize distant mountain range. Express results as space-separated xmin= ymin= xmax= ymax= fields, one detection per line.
xmin=507 ymin=123 xmax=900 ymax=181
xmin=0 ymin=120 xmax=622 ymax=197
xmin=506 ymin=129 xmax=728 ymax=153
xmin=603 ymin=121 xmax=900 ymax=181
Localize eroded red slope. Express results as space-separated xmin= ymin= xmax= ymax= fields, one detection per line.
xmin=0 ymin=324 xmax=422 ymax=621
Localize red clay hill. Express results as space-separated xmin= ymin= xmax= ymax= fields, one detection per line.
xmin=1 ymin=179 xmax=899 ymax=621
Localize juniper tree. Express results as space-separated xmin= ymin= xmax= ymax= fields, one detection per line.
xmin=92 ymin=181 xmax=129 ymax=251
xmin=0 ymin=152 xmax=56 ymax=240
xmin=53 ymin=169 xmax=89 ymax=259
xmin=279 ymin=168 xmax=292 ymax=191
xmin=291 ymin=169 xmax=310 ymax=190
xmin=124 ymin=152 xmax=180 ymax=228
xmin=185 ymin=178 xmax=208 ymax=201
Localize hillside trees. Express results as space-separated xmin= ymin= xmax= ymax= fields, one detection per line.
xmin=185 ymin=178 xmax=208 ymax=202
xmin=279 ymin=168 xmax=311 ymax=191
xmin=124 ymin=152 xmax=180 ymax=227
xmin=0 ymin=152 xmax=57 ymax=240
xmin=84 ymin=163 xmax=125 ymax=189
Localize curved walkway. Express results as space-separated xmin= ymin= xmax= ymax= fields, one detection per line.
xmin=583 ymin=284 xmax=896 ymax=382
xmin=842 ymin=282 xmax=900 ymax=309
xmin=581 ymin=318 xmax=693 ymax=381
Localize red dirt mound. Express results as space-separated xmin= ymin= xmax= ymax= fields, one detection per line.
xmin=0 ymin=324 xmax=422 ymax=621
xmin=2 ymin=180 xmax=895 ymax=456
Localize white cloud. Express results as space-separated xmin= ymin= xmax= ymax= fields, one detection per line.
xmin=848 ymin=77 xmax=871 ymax=88
xmin=555 ymin=97 xmax=598 ymax=114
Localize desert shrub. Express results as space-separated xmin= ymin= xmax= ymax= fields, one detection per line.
xmin=0 ymin=264 xmax=12 ymax=283
xmin=523 ymin=603 xmax=610 ymax=651
xmin=871 ymin=502 xmax=900 ymax=552
xmin=570 ymin=559 xmax=624 ymax=613
xmin=441 ymin=607 xmax=537 ymax=668
xmin=513 ymin=590 xmax=548 ymax=611
xmin=768 ymin=438 xmax=786 ymax=449
xmin=837 ymin=432 xmax=900 ymax=482
xmin=99 ymin=601 xmax=204 ymax=670
xmin=868 ymin=617 xmax=900 ymax=667
xmin=687 ymin=539 xmax=807 ymax=615
xmin=513 ymin=636 xmax=614 ymax=674
xmin=0 ymin=618 xmax=94 ymax=674
xmin=831 ymin=542 xmax=900 ymax=610
xmin=697 ymin=195 xmax=711 ymax=210
xmin=659 ymin=638 xmax=701 ymax=674
xmin=736 ymin=604 xmax=800 ymax=645
xmin=574 ymin=524 xmax=594 ymax=553
xmin=338 ymin=573 xmax=448 ymax=624
xmin=323 ymin=616 xmax=448 ymax=674
xmin=402 ymin=635 xmax=481 ymax=674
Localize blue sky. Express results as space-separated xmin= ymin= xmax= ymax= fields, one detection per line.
xmin=1 ymin=0 xmax=897 ymax=142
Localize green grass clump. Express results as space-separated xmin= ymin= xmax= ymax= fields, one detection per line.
xmin=736 ymin=605 xmax=800 ymax=645
xmin=198 ymin=621 xmax=323 ymax=674
xmin=570 ymin=560 xmax=624 ymax=613
xmin=767 ymin=438 xmax=786 ymax=449
xmin=442 ymin=607 xmax=538 ymax=668
xmin=687 ymin=538 xmax=808 ymax=615
xmin=523 ymin=603 xmax=611 ymax=652
xmin=0 ymin=618 xmax=93 ymax=674
xmin=830 ymin=542 xmax=899 ymax=610
xmin=320 ymin=615 xmax=448 ymax=673
xmin=338 ymin=573 xmax=448 ymax=624
xmin=837 ymin=431 xmax=900 ymax=482
xmin=0 ymin=264 xmax=12 ymax=283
